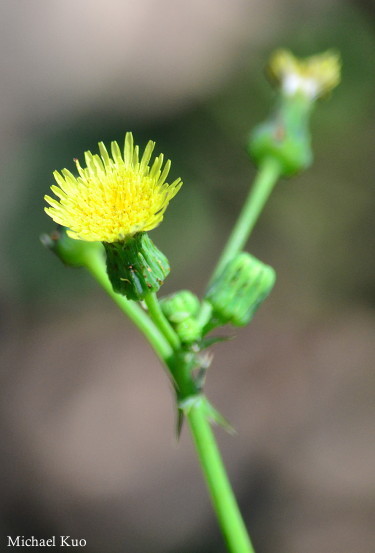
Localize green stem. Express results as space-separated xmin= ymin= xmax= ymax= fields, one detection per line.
xmin=187 ymin=402 xmax=255 ymax=553
xmin=144 ymin=292 xmax=181 ymax=351
xmin=79 ymin=156 xmax=280 ymax=553
xmin=85 ymin=252 xmax=173 ymax=362
xmin=209 ymin=157 xmax=281 ymax=285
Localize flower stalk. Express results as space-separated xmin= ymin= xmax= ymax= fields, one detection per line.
xmin=187 ymin=402 xmax=256 ymax=553
xmin=83 ymin=245 xmax=174 ymax=363
xmin=143 ymin=291 xmax=181 ymax=351
xmin=208 ymin=156 xmax=281 ymax=285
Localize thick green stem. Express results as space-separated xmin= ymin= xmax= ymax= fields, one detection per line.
xmin=187 ymin=402 xmax=255 ymax=553
xmin=209 ymin=157 xmax=281 ymax=285
xmin=144 ymin=292 xmax=181 ymax=351
xmin=85 ymin=252 xmax=173 ymax=362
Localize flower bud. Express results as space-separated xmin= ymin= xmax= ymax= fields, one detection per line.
xmin=103 ymin=232 xmax=170 ymax=301
xmin=160 ymin=290 xmax=200 ymax=323
xmin=249 ymin=94 xmax=313 ymax=176
xmin=175 ymin=318 xmax=202 ymax=345
xmin=205 ymin=252 xmax=276 ymax=327
xmin=160 ymin=290 xmax=202 ymax=344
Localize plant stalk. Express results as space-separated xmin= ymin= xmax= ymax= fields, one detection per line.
xmin=144 ymin=292 xmax=181 ymax=351
xmin=187 ymin=402 xmax=255 ymax=553
xmin=209 ymin=157 xmax=281 ymax=285
xmin=84 ymin=157 xmax=282 ymax=553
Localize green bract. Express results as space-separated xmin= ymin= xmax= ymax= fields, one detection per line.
xmin=104 ymin=232 xmax=170 ymax=301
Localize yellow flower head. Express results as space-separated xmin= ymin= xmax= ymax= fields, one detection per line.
xmin=267 ymin=49 xmax=341 ymax=100
xmin=44 ymin=133 xmax=182 ymax=242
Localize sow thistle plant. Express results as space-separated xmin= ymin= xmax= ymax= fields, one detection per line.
xmin=42 ymin=50 xmax=341 ymax=553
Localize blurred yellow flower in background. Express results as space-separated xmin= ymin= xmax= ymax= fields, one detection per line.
xmin=267 ymin=49 xmax=341 ymax=100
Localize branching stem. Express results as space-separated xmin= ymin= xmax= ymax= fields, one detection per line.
xmin=85 ymin=252 xmax=173 ymax=362
xmin=84 ymin=157 xmax=282 ymax=553
xmin=144 ymin=292 xmax=181 ymax=351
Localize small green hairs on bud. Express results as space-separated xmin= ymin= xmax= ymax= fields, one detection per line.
xmin=205 ymin=252 xmax=276 ymax=327
xmin=103 ymin=232 xmax=170 ymax=301
xmin=160 ymin=290 xmax=202 ymax=344
xmin=248 ymin=49 xmax=341 ymax=177
xmin=41 ymin=226 xmax=103 ymax=267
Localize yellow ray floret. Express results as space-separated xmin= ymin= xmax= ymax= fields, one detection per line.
xmin=44 ymin=133 xmax=182 ymax=242
xmin=267 ymin=49 xmax=341 ymax=100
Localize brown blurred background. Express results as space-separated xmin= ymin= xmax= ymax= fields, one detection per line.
xmin=0 ymin=1 xmax=374 ymax=552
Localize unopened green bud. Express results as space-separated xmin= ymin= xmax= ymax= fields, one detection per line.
xmin=160 ymin=290 xmax=202 ymax=344
xmin=175 ymin=318 xmax=202 ymax=344
xmin=41 ymin=226 xmax=102 ymax=267
xmin=160 ymin=290 xmax=200 ymax=323
xmin=103 ymin=232 xmax=169 ymax=301
xmin=249 ymin=93 xmax=313 ymax=176
xmin=205 ymin=252 xmax=276 ymax=327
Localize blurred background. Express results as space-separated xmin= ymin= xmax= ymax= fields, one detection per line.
xmin=0 ymin=1 xmax=374 ymax=552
